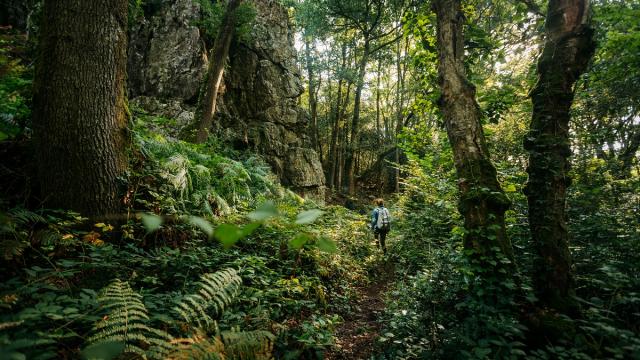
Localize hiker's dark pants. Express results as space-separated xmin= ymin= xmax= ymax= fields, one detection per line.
xmin=374 ymin=229 xmax=389 ymax=253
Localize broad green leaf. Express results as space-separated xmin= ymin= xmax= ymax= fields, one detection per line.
xmin=0 ymin=131 xmax=8 ymax=142
xmin=189 ymin=216 xmax=214 ymax=238
xmin=295 ymin=209 xmax=324 ymax=225
xmin=247 ymin=201 xmax=279 ymax=221
xmin=241 ymin=222 xmax=261 ymax=237
xmin=214 ymin=224 xmax=243 ymax=248
xmin=315 ymin=236 xmax=337 ymax=253
xmin=289 ymin=233 xmax=311 ymax=249
xmin=140 ymin=213 xmax=162 ymax=233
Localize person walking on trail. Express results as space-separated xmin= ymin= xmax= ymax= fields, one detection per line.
xmin=371 ymin=198 xmax=391 ymax=254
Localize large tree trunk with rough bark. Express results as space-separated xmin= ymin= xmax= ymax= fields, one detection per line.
xmin=525 ymin=0 xmax=595 ymax=314
xmin=33 ymin=0 xmax=128 ymax=218
xmin=433 ymin=0 xmax=513 ymax=264
xmin=195 ymin=0 xmax=242 ymax=143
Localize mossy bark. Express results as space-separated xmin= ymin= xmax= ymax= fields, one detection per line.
xmin=33 ymin=0 xmax=128 ymax=218
xmin=433 ymin=0 xmax=514 ymax=264
xmin=524 ymin=0 xmax=595 ymax=314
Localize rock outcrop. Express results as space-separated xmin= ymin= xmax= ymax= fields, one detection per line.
xmin=128 ymin=0 xmax=325 ymax=197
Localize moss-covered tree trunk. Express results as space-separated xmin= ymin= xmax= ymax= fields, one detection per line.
xmin=525 ymin=0 xmax=595 ymax=313
xmin=433 ymin=0 xmax=514 ymax=263
xmin=33 ymin=0 xmax=128 ymax=218
xmin=195 ymin=0 xmax=242 ymax=143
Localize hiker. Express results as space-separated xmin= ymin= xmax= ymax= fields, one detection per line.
xmin=370 ymin=198 xmax=391 ymax=254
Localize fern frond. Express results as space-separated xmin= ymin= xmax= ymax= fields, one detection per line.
xmin=173 ymin=268 xmax=242 ymax=330
xmin=0 ymin=238 xmax=27 ymax=260
xmin=87 ymin=279 xmax=173 ymax=359
xmin=168 ymin=332 xmax=226 ymax=360
xmin=221 ymin=329 xmax=275 ymax=360
xmin=8 ymin=208 xmax=47 ymax=226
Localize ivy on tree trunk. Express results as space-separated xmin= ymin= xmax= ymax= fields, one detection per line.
xmin=433 ymin=0 xmax=514 ymax=269
xmin=525 ymin=0 xmax=595 ymax=314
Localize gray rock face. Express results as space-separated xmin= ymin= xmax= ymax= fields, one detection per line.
xmin=127 ymin=0 xmax=325 ymax=197
xmin=128 ymin=0 xmax=207 ymax=101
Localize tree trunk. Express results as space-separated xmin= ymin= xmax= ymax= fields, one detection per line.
xmin=524 ymin=0 xmax=595 ymax=313
xmin=305 ymin=38 xmax=321 ymax=156
xmin=33 ymin=0 xmax=128 ymax=218
xmin=394 ymin=34 xmax=407 ymax=193
xmin=433 ymin=0 xmax=514 ymax=264
xmin=345 ymin=37 xmax=371 ymax=194
xmin=375 ymin=57 xmax=382 ymax=147
xmin=195 ymin=0 xmax=242 ymax=143
xmin=328 ymin=43 xmax=348 ymax=189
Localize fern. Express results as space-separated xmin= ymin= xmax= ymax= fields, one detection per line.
xmin=85 ymin=269 xmax=274 ymax=360
xmin=174 ymin=268 xmax=242 ymax=330
xmin=167 ymin=329 xmax=274 ymax=360
xmin=8 ymin=208 xmax=47 ymax=225
xmin=1 ymin=208 xmax=48 ymax=260
xmin=220 ymin=329 xmax=275 ymax=360
xmin=86 ymin=279 xmax=173 ymax=358
xmin=168 ymin=331 xmax=226 ymax=360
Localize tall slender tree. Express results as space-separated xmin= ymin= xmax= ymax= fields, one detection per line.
xmin=195 ymin=0 xmax=243 ymax=143
xmin=525 ymin=0 xmax=595 ymax=313
xmin=326 ymin=0 xmax=404 ymax=194
xmin=33 ymin=0 xmax=129 ymax=218
xmin=433 ymin=0 xmax=514 ymax=264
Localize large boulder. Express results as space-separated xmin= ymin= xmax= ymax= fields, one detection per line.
xmin=127 ymin=0 xmax=325 ymax=198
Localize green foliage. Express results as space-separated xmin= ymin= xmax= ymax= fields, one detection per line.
xmin=130 ymin=111 xmax=287 ymax=216
xmin=174 ymin=268 xmax=242 ymax=329
xmin=0 ymin=30 xmax=33 ymax=140
xmin=86 ymin=279 xmax=173 ymax=357
xmin=195 ymin=0 xmax=257 ymax=44
xmin=85 ymin=269 xmax=275 ymax=360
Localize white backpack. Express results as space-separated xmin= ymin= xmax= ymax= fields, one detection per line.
xmin=376 ymin=207 xmax=391 ymax=231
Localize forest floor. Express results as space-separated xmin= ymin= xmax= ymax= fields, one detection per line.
xmin=326 ymin=257 xmax=395 ymax=359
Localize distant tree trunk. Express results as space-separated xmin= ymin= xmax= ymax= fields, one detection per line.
xmin=433 ymin=0 xmax=513 ymax=263
xmin=524 ymin=0 xmax=595 ymax=313
xmin=618 ymin=126 xmax=640 ymax=178
xmin=394 ymin=35 xmax=408 ymax=193
xmin=345 ymin=37 xmax=371 ymax=194
xmin=329 ymin=43 xmax=348 ymax=189
xmin=375 ymin=57 xmax=382 ymax=147
xmin=195 ymin=0 xmax=242 ymax=143
xmin=33 ymin=0 xmax=128 ymax=218
xmin=305 ymin=37 xmax=321 ymax=156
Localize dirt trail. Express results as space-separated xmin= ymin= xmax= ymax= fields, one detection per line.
xmin=325 ymin=260 xmax=394 ymax=360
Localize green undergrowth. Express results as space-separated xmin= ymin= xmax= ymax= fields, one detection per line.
xmin=0 ymin=113 xmax=381 ymax=359
xmin=375 ymin=151 xmax=640 ymax=359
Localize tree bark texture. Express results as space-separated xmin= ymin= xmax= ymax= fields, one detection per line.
xmin=525 ymin=0 xmax=595 ymax=313
xmin=195 ymin=0 xmax=242 ymax=143
xmin=433 ymin=0 xmax=513 ymax=263
xmin=33 ymin=0 xmax=128 ymax=218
